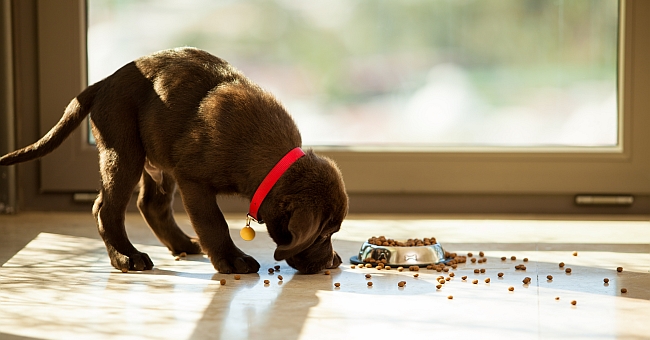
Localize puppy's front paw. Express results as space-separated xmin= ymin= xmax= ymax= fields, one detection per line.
xmin=211 ymin=252 xmax=260 ymax=274
xmin=107 ymin=246 xmax=154 ymax=272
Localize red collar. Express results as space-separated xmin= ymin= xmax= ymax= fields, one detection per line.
xmin=248 ymin=147 xmax=305 ymax=223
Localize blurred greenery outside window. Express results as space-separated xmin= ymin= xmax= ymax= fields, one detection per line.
xmin=87 ymin=0 xmax=618 ymax=148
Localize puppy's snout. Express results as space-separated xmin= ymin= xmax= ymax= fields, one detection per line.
xmin=326 ymin=251 xmax=342 ymax=269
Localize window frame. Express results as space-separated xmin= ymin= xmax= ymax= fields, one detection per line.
xmin=32 ymin=0 xmax=650 ymax=212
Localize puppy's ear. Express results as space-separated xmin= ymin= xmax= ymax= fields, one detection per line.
xmin=274 ymin=209 xmax=321 ymax=261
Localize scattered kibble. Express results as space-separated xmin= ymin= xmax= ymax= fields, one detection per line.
xmin=479 ymin=251 xmax=485 ymax=257
xmin=234 ymin=275 xmax=241 ymax=280
xmin=365 ymin=274 xmax=372 ymax=279
xmin=179 ymin=252 xmax=187 ymax=257
xmin=555 ymin=297 xmax=560 ymax=300
xmin=398 ymin=267 xmax=404 ymax=272
xmin=559 ymin=262 xmax=565 ymax=268
xmin=385 ymin=266 xmax=391 ymax=270
xmin=547 ymin=275 xmax=553 ymax=280
xmin=398 ymin=281 xmax=406 ymax=288
xmin=324 ymin=270 xmax=331 ymax=275
xmin=485 ymin=278 xmax=491 ymax=283
xmin=498 ymin=272 xmax=504 ymax=277
xmin=447 ymin=295 xmax=454 ymax=300
xmin=277 ymin=275 xmax=283 ymax=281
xmin=565 ymin=268 xmax=572 ymax=274
xmin=220 ymin=279 xmax=226 ymax=285
xmin=523 ymin=258 xmax=529 ymax=262
xmin=523 ymin=277 xmax=531 ymax=284
xmin=572 ymin=252 xmax=578 ymax=256
xmin=617 ymin=267 xmax=623 ymax=273
xmin=571 ymin=300 xmax=577 ymax=306
xmin=365 ymin=264 xmax=372 ymax=268
xmin=334 ymin=282 xmax=341 ymax=288
xmin=508 ymin=286 xmax=515 ymax=291
xmin=474 ymin=269 xmax=480 ymax=274
xmin=268 ymin=268 xmax=274 ymax=274
xmin=274 ymin=265 xmax=281 ymax=270
xmin=449 ymin=272 xmax=455 ymax=277
xmin=480 ymin=268 xmax=486 ymax=273
xmin=414 ymin=273 xmax=419 ymax=278
xmin=467 ymin=252 xmax=474 ymax=257
xmin=471 ymin=258 xmax=477 ymax=263
xmin=351 ymin=265 xmax=356 ymax=269
xmin=511 ymin=256 xmax=517 ymax=260
xmin=174 ymin=256 xmax=180 ymax=261
xmin=264 ymin=280 xmax=270 ymax=285
xmin=436 ymin=284 xmax=442 ymax=289
xmin=367 ymin=282 xmax=373 ymax=287
xmin=462 ymin=276 xmax=468 ymax=281
xmin=472 ymin=279 xmax=479 ymax=284
xmin=603 ymin=278 xmax=610 ymax=283
xmin=501 ymin=257 xmax=507 ymax=261
xmin=621 ymin=288 xmax=628 ymax=293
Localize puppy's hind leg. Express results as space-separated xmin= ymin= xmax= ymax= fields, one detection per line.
xmin=137 ymin=167 xmax=202 ymax=255
xmin=92 ymin=131 xmax=153 ymax=272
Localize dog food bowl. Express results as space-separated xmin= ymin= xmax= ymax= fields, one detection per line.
xmin=349 ymin=241 xmax=450 ymax=267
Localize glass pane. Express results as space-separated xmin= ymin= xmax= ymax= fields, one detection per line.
xmin=87 ymin=0 xmax=618 ymax=148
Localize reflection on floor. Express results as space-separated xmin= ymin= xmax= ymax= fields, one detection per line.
xmin=0 ymin=212 xmax=649 ymax=339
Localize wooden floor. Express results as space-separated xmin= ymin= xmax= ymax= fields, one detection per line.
xmin=1 ymin=212 xmax=649 ymax=339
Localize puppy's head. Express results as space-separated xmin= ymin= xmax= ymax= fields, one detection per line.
xmin=262 ymin=150 xmax=348 ymax=274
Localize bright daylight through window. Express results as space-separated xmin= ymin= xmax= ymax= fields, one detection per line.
xmin=87 ymin=0 xmax=619 ymax=148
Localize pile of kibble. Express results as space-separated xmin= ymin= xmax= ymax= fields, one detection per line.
xmin=366 ymin=235 xmax=437 ymax=247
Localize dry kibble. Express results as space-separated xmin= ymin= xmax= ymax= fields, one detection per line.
xmin=365 ymin=274 xmax=372 ymax=279
xmin=367 ymin=282 xmax=373 ymax=287
xmin=436 ymin=284 xmax=442 ymax=289
xmin=449 ymin=272 xmax=455 ymax=277
xmin=220 ymin=279 xmax=226 ymax=285
xmin=414 ymin=273 xmax=419 ymax=278
xmin=268 ymin=268 xmax=275 ymax=274
xmin=508 ymin=286 xmax=515 ymax=291
xmin=324 ymin=270 xmax=331 ymax=275
xmin=274 ymin=265 xmax=281 ymax=270
xmin=471 ymin=258 xmax=477 ymax=263
xmin=555 ymin=297 xmax=560 ymax=300
xmin=398 ymin=281 xmax=406 ymax=288
xmin=511 ymin=256 xmax=517 ymax=260
xmin=617 ymin=267 xmax=623 ymax=272
xmin=445 ymin=277 xmax=451 ymax=281
xmin=485 ymin=278 xmax=491 ymax=283
xmin=438 ymin=279 xmax=446 ymax=285
xmin=397 ymin=266 xmax=404 ymax=272
xmin=234 ymin=275 xmax=241 ymax=280
xmin=365 ymin=264 xmax=372 ymax=268
xmin=351 ymin=265 xmax=356 ymax=269
xmin=621 ymin=288 xmax=628 ymax=293
xmin=603 ymin=278 xmax=610 ymax=283
xmin=480 ymin=268 xmax=486 ymax=273
xmin=334 ymin=282 xmax=341 ymax=288
xmin=277 ymin=275 xmax=283 ymax=281
xmin=523 ymin=277 xmax=531 ymax=284
xmin=467 ymin=252 xmax=474 ymax=257
xmin=461 ymin=276 xmax=468 ymax=281
xmin=498 ymin=272 xmax=504 ymax=277
xmin=479 ymin=251 xmax=485 ymax=257
xmin=121 ymin=268 xmax=128 ymax=273
xmin=474 ymin=269 xmax=480 ymax=274
xmin=264 ymin=280 xmax=270 ymax=285
xmin=523 ymin=258 xmax=528 ymax=262
xmin=559 ymin=262 xmax=565 ymax=268
xmin=174 ymin=256 xmax=180 ymax=261
xmin=385 ymin=266 xmax=391 ymax=270
xmin=447 ymin=295 xmax=453 ymax=300
xmin=443 ymin=267 xmax=450 ymax=272
xmin=547 ymin=275 xmax=553 ymax=280
xmin=472 ymin=279 xmax=479 ymax=284
xmin=571 ymin=300 xmax=577 ymax=306
xmin=179 ymin=252 xmax=187 ymax=257
xmin=572 ymin=251 xmax=578 ymax=256
xmin=565 ymin=268 xmax=572 ymax=274
xmin=501 ymin=256 xmax=507 ymax=261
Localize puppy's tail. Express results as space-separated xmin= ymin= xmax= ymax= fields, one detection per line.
xmin=0 ymin=82 xmax=101 ymax=166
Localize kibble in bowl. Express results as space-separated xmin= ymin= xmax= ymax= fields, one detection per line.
xmin=351 ymin=235 xmax=466 ymax=267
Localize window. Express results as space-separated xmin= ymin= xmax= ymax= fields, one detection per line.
xmin=88 ymin=0 xmax=618 ymax=148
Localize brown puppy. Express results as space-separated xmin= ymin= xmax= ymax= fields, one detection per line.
xmin=0 ymin=47 xmax=347 ymax=274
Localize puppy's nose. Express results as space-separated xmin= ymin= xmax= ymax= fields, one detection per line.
xmin=327 ymin=251 xmax=342 ymax=269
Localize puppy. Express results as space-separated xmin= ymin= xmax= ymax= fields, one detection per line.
xmin=0 ymin=47 xmax=348 ymax=274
